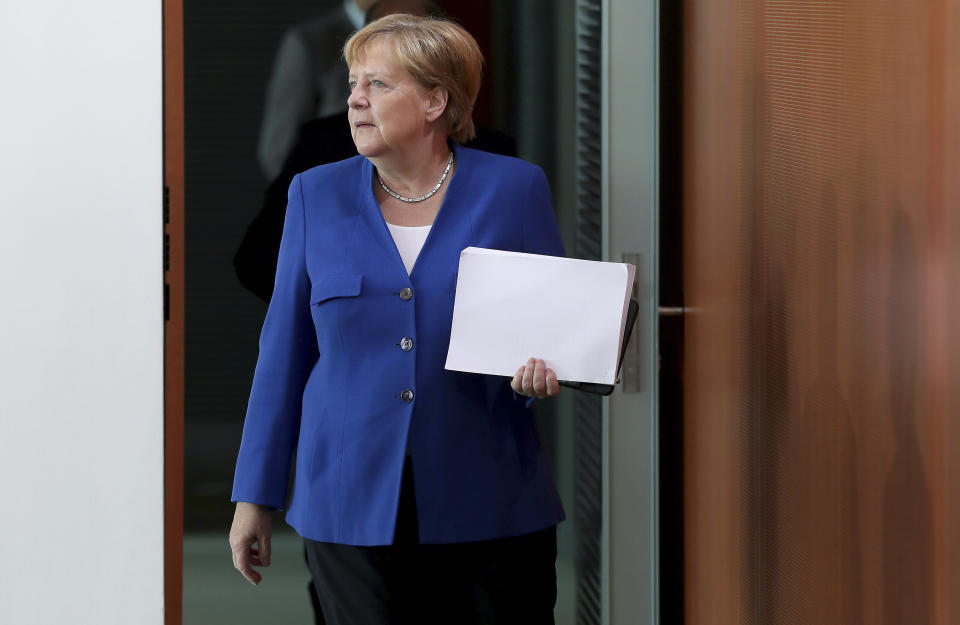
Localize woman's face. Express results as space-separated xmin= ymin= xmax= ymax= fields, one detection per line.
xmin=347 ymin=43 xmax=435 ymax=159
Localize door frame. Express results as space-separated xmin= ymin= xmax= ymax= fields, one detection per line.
xmin=163 ymin=0 xmax=185 ymax=622
xmin=603 ymin=0 xmax=661 ymax=623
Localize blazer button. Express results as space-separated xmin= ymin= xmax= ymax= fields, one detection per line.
xmin=399 ymin=337 xmax=414 ymax=351
xmin=400 ymin=389 xmax=414 ymax=402
xmin=399 ymin=287 xmax=413 ymax=301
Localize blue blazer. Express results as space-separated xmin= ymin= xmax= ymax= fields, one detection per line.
xmin=232 ymin=144 xmax=566 ymax=546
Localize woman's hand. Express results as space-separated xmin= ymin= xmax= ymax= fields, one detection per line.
xmin=511 ymin=357 xmax=561 ymax=399
xmin=229 ymin=502 xmax=273 ymax=585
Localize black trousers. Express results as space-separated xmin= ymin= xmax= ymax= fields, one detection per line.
xmin=303 ymin=459 xmax=558 ymax=625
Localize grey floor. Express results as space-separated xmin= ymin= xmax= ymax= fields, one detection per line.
xmin=183 ymin=529 xmax=576 ymax=625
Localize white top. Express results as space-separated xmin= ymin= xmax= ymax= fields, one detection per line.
xmin=386 ymin=223 xmax=432 ymax=276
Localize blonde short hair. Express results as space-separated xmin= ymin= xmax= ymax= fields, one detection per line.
xmin=344 ymin=14 xmax=483 ymax=143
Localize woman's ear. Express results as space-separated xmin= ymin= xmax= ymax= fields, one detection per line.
xmin=424 ymin=87 xmax=448 ymax=123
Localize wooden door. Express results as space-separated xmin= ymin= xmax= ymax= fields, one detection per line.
xmin=680 ymin=1 xmax=960 ymax=623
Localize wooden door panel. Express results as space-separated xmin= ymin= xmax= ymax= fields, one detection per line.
xmin=682 ymin=1 xmax=960 ymax=623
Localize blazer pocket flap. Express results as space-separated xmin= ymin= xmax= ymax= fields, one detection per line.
xmin=310 ymin=274 xmax=362 ymax=304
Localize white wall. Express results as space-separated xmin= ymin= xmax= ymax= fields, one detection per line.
xmin=0 ymin=2 xmax=164 ymax=623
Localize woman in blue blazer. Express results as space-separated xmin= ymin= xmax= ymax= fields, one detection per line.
xmin=230 ymin=14 xmax=564 ymax=624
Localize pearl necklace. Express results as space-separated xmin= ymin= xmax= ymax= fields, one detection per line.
xmin=377 ymin=152 xmax=454 ymax=203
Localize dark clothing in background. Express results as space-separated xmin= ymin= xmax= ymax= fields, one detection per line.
xmin=236 ymin=112 xmax=355 ymax=302
xmin=234 ymin=112 xmax=517 ymax=302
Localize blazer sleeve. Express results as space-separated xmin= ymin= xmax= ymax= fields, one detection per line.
xmin=232 ymin=174 xmax=318 ymax=509
xmin=522 ymin=166 xmax=566 ymax=258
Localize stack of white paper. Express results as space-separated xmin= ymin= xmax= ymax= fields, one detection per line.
xmin=444 ymin=247 xmax=636 ymax=385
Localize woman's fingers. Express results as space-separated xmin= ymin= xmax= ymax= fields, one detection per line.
xmin=545 ymin=367 xmax=559 ymax=396
xmin=231 ymin=541 xmax=262 ymax=585
xmin=238 ymin=555 xmax=263 ymax=585
xmin=532 ymin=359 xmax=547 ymax=396
xmin=521 ymin=357 xmax=536 ymax=395
xmin=513 ymin=357 xmax=560 ymax=399
xmin=233 ymin=543 xmax=267 ymax=583
xmin=511 ymin=365 xmax=525 ymax=394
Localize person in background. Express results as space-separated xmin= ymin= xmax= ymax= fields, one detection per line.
xmin=257 ymin=0 xmax=377 ymax=180
xmin=230 ymin=14 xmax=563 ymax=624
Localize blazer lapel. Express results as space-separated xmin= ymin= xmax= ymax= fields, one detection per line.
xmin=357 ymin=157 xmax=410 ymax=281
xmin=408 ymin=143 xmax=472 ymax=282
